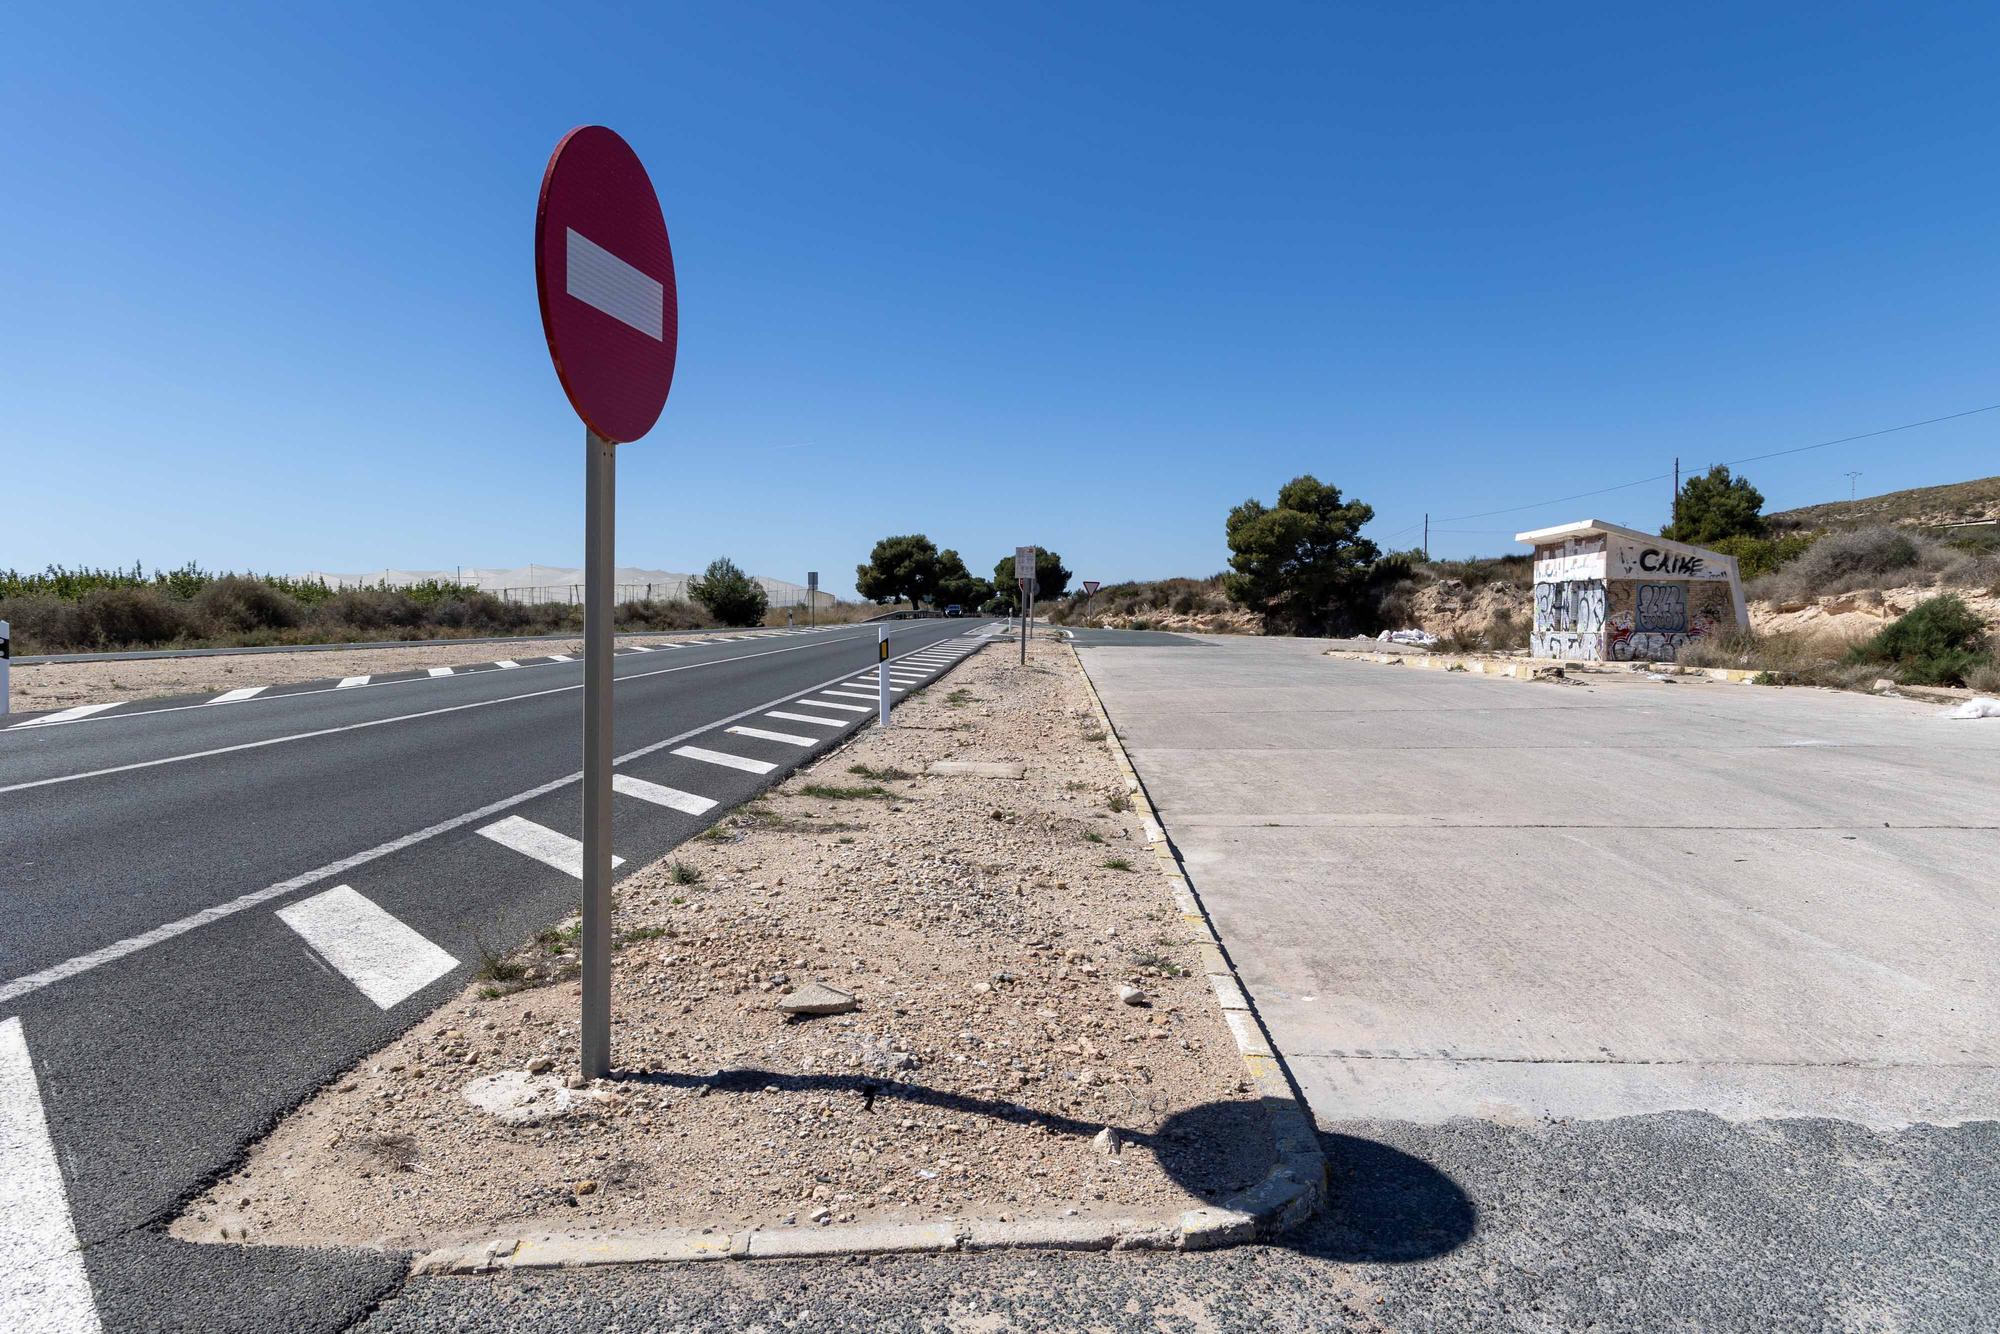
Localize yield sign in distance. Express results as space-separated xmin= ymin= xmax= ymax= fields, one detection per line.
xmin=535 ymin=125 xmax=679 ymax=443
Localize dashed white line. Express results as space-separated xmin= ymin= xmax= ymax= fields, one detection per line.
xmin=726 ymin=724 xmax=814 ymax=747
xmin=207 ymin=686 xmax=268 ymax=704
xmin=11 ymin=703 xmax=123 ymax=728
xmin=427 ymin=667 xmax=455 ymax=679
xmin=766 ymin=710 xmax=848 ymax=726
xmin=806 ymin=700 xmax=872 ymax=713
xmin=337 ymin=676 xmax=371 ymax=689
xmin=819 ymin=690 xmax=879 ymax=702
xmin=494 ymin=660 xmax=521 ymax=670
xmin=548 ymin=654 xmax=574 ymax=662
xmin=612 ymin=773 xmax=717 ymax=815
xmin=0 ymin=1016 xmax=102 ymax=1334
xmin=476 ymin=815 xmax=624 ymax=879
xmin=276 ymin=885 xmax=458 ymax=1010
xmin=672 ymin=745 xmax=776 ymax=775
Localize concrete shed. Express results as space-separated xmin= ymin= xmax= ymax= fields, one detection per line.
xmin=1515 ymin=519 xmax=1749 ymax=662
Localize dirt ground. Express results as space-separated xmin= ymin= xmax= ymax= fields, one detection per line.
xmin=176 ymin=639 xmax=1267 ymax=1251
xmin=6 ymin=631 xmax=771 ymax=713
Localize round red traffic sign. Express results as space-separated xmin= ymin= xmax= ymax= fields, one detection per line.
xmin=535 ymin=126 xmax=679 ymax=443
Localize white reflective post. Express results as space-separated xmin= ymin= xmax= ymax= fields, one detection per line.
xmin=877 ymin=626 xmax=891 ymax=727
xmin=0 ymin=619 xmax=10 ymax=716
xmin=581 ymin=428 xmax=615 ymax=1080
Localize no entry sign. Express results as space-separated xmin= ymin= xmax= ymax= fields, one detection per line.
xmin=535 ymin=126 xmax=679 ymax=443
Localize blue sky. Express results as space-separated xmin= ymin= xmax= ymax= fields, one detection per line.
xmin=4 ymin=2 xmax=1996 ymax=595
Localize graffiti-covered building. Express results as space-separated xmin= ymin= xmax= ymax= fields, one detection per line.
xmin=1515 ymin=520 xmax=1748 ymax=662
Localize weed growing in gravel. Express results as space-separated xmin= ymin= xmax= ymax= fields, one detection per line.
xmin=848 ymin=763 xmax=913 ymax=781
xmin=945 ymin=689 xmax=974 ymax=707
xmin=1083 ymin=830 xmax=1106 ymax=844
xmin=1129 ymin=951 xmax=1190 ymax=977
xmin=800 ymin=783 xmax=893 ymax=801
xmin=472 ymin=935 xmax=527 ymax=985
xmin=669 ymin=861 xmax=702 ymax=885
xmin=1106 ymin=791 xmax=1131 ymax=813
xmin=1080 ymin=727 xmax=1106 ymax=742
xmin=1102 ymin=856 xmax=1137 ymax=871
xmin=618 ymin=925 xmax=667 ymax=945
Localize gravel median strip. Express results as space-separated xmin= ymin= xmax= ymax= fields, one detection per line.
xmin=174 ymin=635 xmax=1307 ymax=1267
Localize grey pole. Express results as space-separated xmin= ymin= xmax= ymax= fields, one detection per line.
xmin=0 ymin=619 xmax=11 ymax=717
xmin=581 ymin=427 xmax=616 ymax=1080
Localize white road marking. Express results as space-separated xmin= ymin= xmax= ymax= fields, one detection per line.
xmin=807 ymin=700 xmax=872 ymax=713
xmin=12 ymin=703 xmax=123 ymax=728
xmin=628 ymin=645 xmax=654 ymax=653
xmin=766 ymin=710 xmax=848 ymax=726
xmin=820 ymin=689 xmax=879 ymax=702
xmin=612 ymin=773 xmax=716 ymax=815
xmin=0 ymin=637 xmax=964 ymax=1001
xmin=275 ymin=886 xmax=458 ymax=1010
xmin=337 ymin=676 xmax=370 ymax=689
xmin=548 ymin=654 xmax=574 ymax=662
xmin=726 ymin=724 xmax=814 ymax=747
xmin=0 ymin=1016 xmax=102 ymax=1334
xmin=672 ymin=746 xmax=776 ymax=775
xmin=427 ymin=667 xmax=455 ymax=678
xmin=476 ymin=815 xmax=623 ymax=879
xmin=495 ymin=660 xmax=521 ymax=670
xmin=566 ymin=227 xmax=664 ymax=339
xmin=207 ymin=687 xmax=267 ymax=704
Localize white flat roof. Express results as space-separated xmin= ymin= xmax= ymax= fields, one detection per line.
xmin=1513 ymin=518 xmax=1660 ymax=545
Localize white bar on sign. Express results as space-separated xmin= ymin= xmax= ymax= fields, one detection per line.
xmin=612 ymin=773 xmax=717 ymax=815
xmin=275 ymin=885 xmax=458 ymax=1010
xmin=567 ymin=228 xmax=664 ymax=339
xmin=476 ymin=815 xmax=624 ymax=879
xmin=672 ymin=746 xmax=776 ymax=775
xmin=0 ymin=1017 xmax=103 ymax=1334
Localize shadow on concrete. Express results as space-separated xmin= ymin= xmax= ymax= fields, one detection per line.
xmin=611 ymin=1064 xmax=1475 ymax=1262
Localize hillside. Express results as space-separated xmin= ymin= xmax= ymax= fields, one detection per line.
xmin=1768 ymin=476 xmax=2000 ymax=532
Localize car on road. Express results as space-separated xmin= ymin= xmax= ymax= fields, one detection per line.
xmin=945 ymin=604 xmax=963 ymax=617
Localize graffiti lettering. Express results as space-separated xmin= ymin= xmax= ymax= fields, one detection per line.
xmin=1634 ymin=583 xmax=1687 ymax=633
xmin=1637 ymin=548 xmax=1704 ymax=576
xmin=1533 ymin=580 xmax=1605 ymax=634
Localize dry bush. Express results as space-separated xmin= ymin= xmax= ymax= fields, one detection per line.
xmin=1750 ymin=527 xmax=1954 ymax=603
xmin=196 ymin=575 xmax=306 ymax=634
xmin=618 ymin=598 xmax=708 ymax=631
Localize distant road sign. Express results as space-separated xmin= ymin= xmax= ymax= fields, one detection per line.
xmin=807 ymin=571 xmax=819 ymax=590
xmin=1082 ymin=581 xmax=1100 ymax=596
xmin=535 ymin=125 xmax=679 ymax=443
xmin=1015 ymin=546 xmax=1035 ymax=580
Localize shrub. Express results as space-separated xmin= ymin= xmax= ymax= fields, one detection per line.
xmin=76 ymin=586 xmax=202 ymax=648
xmin=1705 ymin=531 xmax=1820 ymax=579
xmin=616 ymin=598 xmax=708 ymax=631
xmin=1749 ymin=526 xmax=1945 ymax=602
xmin=318 ymin=587 xmax=425 ymax=631
xmin=196 ymin=575 xmax=305 ymax=634
xmin=1844 ymin=595 xmax=1990 ymax=686
xmin=688 ymin=557 xmax=769 ymax=627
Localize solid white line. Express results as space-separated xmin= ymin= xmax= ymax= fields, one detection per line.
xmin=427 ymin=667 xmax=454 ymax=678
xmin=275 ymin=885 xmax=458 ymax=1010
xmin=12 ymin=703 xmax=123 ymax=728
xmin=0 ymin=1017 xmax=102 ymax=1334
xmin=336 ymin=676 xmax=370 ymax=689
xmin=807 ymin=700 xmax=872 ymax=712
xmin=766 ymin=710 xmax=848 ymax=726
xmin=726 ymin=724 xmax=814 ymax=747
xmin=494 ymin=660 xmax=520 ymax=670
xmin=207 ymin=687 xmax=268 ymax=704
xmin=672 ymin=746 xmax=776 ymax=775
xmin=0 ymin=637 xmax=971 ymax=1001
xmin=612 ymin=773 xmax=716 ymax=815
xmin=477 ymin=815 xmax=623 ymax=879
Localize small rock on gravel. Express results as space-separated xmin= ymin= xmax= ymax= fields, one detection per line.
xmin=778 ymin=981 xmax=860 ymax=1016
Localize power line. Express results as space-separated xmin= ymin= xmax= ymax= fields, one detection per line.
xmin=1385 ymin=400 xmax=1999 ymax=536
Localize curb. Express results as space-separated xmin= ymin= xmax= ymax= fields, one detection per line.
xmin=407 ymin=635 xmax=1319 ymax=1277
xmin=1324 ymin=647 xmax=1765 ymax=684
xmin=1066 ymin=641 xmax=1329 ymax=1237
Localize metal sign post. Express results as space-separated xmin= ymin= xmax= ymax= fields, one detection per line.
xmin=535 ymin=125 xmax=679 ymax=1081
xmin=1081 ymin=580 xmax=1099 ymax=627
xmin=1015 ymin=546 xmax=1036 ymax=663
xmin=877 ymin=627 xmax=891 ymax=727
xmin=808 ymin=570 xmax=818 ymax=628
xmin=0 ymin=619 xmax=10 ymax=717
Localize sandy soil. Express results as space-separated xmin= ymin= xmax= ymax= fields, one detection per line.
xmin=1749 ymin=584 xmax=2000 ymax=640
xmin=176 ymin=639 xmax=1266 ymax=1250
xmin=6 ymin=632 xmax=775 ymax=713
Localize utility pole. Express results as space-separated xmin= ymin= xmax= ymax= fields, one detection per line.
xmin=1846 ymin=470 xmax=1862 ymax=501
xmin=1422 ymin=513 xmax=1429 ymax=562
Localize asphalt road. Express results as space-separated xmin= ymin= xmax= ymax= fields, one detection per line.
xmin=0 ymin=619 xmax=1001 ymax=1334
